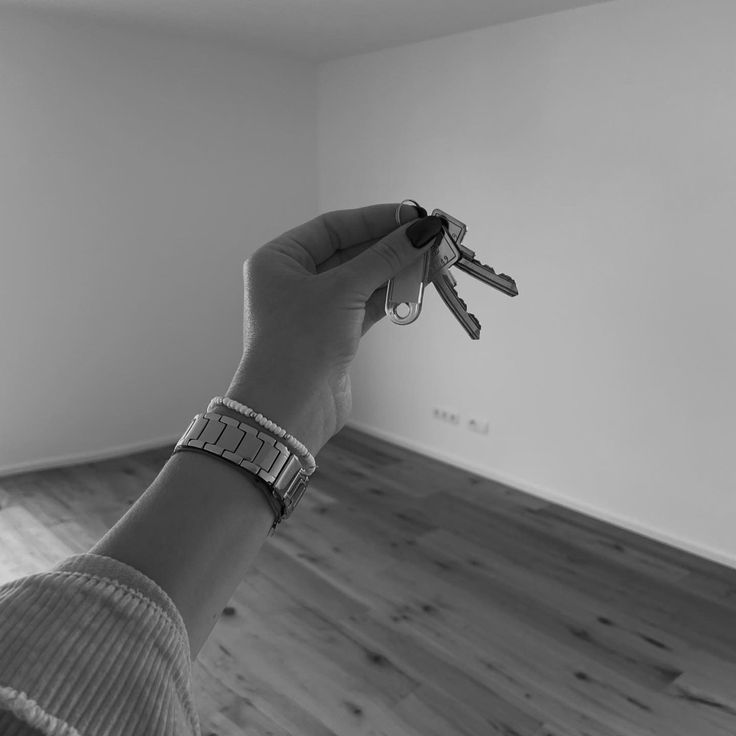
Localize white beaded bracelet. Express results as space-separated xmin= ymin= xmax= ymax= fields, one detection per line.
xmin=207 ymin=396 xmax=317 ymax=476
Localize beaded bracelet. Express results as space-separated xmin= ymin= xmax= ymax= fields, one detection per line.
xmin=207 ymin=396 xmax=317 ymax=476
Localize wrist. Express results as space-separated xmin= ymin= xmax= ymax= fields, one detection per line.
xmin=224 ymin=371 xmax=329 ymax=456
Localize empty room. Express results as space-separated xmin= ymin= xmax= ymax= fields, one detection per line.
xmin=1 ymin=0 xmax=734 ymax=734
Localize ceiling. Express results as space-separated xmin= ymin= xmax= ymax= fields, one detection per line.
xmin=1 ymin=0 xmax=613 ymax=63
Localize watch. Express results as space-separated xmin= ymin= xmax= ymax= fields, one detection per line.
xmin=172 ymin=411 xmax=310 ymax=535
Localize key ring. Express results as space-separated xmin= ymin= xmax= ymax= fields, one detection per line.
xmin=395 ymin=199 xmax=425 ymax=227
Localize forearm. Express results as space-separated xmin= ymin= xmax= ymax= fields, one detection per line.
xmin=88 ymin=366 xmax=326 ymax=660
xmin=89 ymin=431 xmax=274 ymax=660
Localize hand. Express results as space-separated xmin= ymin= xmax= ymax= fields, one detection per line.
xmin=226 ymin=202 xmax=445 ymax=456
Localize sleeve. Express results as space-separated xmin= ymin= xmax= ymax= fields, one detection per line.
xmin=0 ymin=553 xmax=201 ymax=736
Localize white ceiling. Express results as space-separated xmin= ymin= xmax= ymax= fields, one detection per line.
xmin=2 ymin=0 xmax=613 ymax=63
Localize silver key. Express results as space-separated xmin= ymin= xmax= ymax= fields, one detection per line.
xmin=432 ymin=267 xmax=483 ymax=339
xmin=453 ymin=242 xmax=519 ymax=297
xmin=426 ymin=223 xmax=462 ymax=283
xmin=428 ymin=208 xmax=518 ymax=298
xmin=429 ymin=208 xmax=518 ymax=340
xmin=430 ymin=208 xmax=467 ymax=253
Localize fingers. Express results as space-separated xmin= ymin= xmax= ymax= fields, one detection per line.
xmin=315 ymin=241 xmax=372 ymax=274
xmin=342 ymin=216 xmax=444 ymax=300
xmin=273 ymin=202 xmax=423 ymax=270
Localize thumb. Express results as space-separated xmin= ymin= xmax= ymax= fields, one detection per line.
xmin=346 ymin=215 xmax=445 ymax=298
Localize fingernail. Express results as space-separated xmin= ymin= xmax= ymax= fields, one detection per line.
xmin=407 ymin=215 xmax=444 ymax=249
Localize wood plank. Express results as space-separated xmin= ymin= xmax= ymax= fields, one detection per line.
xmin=416 ymin=491 xmax=736 ymax=658
xmin=484 ymin=500 xmax=692 ymax=584
xmin=194 ymin=634 xmax=339 ymax=736
xmin=327 ymin=428 xmax=404 ymax=468
xmin=249 ymin=540 xmax=370 ymax=621
xmin=204 ymin=601 xmax=427 ymax=736
xmin=399 ymin=528 xmax=686 ymax=693
xmin=336 ymin=611 xmax=619 ymax=736
xmin=0 ymin=505 xmax=74 ymax=582
xmin=268 ymin=606 xmax=418 ymax=709
xmin=666 ymin=666 xmax=736 ymax=734
xmin=368 ymin=559 xmax=729 ymax=736
xmin=193 ymin=659 xmax=294 ymax=736
xmin=393 ymin=685 xmax=496 ymax=736
xmin=234 ymin=566 xmax=303 ymax=618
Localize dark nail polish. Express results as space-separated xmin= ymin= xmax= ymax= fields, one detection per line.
xmin=407 ymin=215 xmax=444 ymax=249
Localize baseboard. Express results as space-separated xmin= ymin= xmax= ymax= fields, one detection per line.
xmin=0 ymin=434 xmax=181 ymax=480
xmin=345 ymin=418 xmax=736 ymax=572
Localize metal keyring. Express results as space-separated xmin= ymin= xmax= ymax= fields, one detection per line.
xmin=395 ymin=199 xmax=423 ymax=227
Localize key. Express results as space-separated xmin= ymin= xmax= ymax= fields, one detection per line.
xmin=426 ymin=227 xmax=461 ymax=284
xmin=428 ymin=208 xmax=518 ymax=339
xmin=430 ymin=208 xmax=467 ymax=249
xmin=425 ymin=208 xmax=463 ymax=283
xmin=432 ymin=266 xmax=483 ymax=340
xmin=453 ymin=242 xmax=519 ymax=297
xmin=424 ymin=207 xmax=482 ymax=339
xmin=430 ymin=206 xmax=518 ymax=297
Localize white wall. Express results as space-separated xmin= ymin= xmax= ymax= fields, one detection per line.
xmin=0 ymin=8 xmax=318 ymax=472
xmin=319 ymin=0 xmax=736 ymax=567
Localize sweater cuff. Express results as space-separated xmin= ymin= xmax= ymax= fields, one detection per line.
xmin=0 ymin=553 xmax=200 ymax=736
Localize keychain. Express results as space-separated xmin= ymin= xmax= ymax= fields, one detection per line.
xmin=385 ymin=199 xmax=519 ymax=339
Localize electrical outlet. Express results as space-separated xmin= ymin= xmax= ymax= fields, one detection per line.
xmin=432 ymin=407 xmax=461 ymax=426
xmin=468 ymin=417 xmax=490 ymax=435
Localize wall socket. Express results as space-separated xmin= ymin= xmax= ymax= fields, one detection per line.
xmin=432 ymin=407 xmax=460 ymax=426
xmin=433 ymin=408 xmax=489 ymax=434
xmin=468 ymin=417 xmax=490 ymax=435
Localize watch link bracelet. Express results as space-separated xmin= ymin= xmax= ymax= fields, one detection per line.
xmin=173 ymin=411 xmax=310 ymax=536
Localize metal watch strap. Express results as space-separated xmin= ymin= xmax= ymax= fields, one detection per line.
xmin=173 ymin=411 xmax=310 ymax=535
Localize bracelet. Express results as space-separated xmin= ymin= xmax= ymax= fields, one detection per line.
xmin=207 ymin=396 xmax=317 ymax=476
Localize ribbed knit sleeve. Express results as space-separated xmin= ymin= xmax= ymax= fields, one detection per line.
xmin=0 ymin=553 xmax=201 ymax=736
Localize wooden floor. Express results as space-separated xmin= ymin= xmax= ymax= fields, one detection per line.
xmin=2 ymin=426 xmax=736 ymax=735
